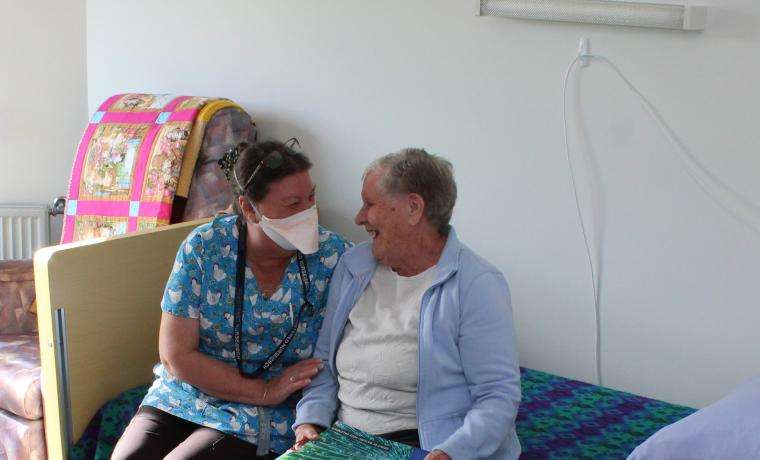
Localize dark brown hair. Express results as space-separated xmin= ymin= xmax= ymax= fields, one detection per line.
xmin=233 ymin=140 xmax=312 ymax=213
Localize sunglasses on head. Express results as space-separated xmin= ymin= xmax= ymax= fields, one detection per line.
xmin=235 ymin=150 xmax=285 ymax=192
xmin=219 ymin=139 xmax=301 ymax=193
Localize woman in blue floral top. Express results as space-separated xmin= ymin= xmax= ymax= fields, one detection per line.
xmin=112 ymin=141 xmax=350 ymax=459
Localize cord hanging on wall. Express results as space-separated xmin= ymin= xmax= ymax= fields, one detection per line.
xmin=563 ymin=39 xmax=760 ymax=385
xmin=476 ymin=0 xmax=707 ymax=31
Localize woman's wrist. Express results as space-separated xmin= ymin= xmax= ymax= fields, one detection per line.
xmin=238 ymin=377 xmax=269 ymax=406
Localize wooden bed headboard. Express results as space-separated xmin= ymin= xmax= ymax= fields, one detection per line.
xmin=34 ymin=219 xmax=208 ymax=459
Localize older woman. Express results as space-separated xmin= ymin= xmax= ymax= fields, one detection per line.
xmin=293 ymin=148 xmax=521 ymax=460
xmin=112 ymin=141 xmax=350 ymax=459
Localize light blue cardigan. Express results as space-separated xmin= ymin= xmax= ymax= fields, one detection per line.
xmin=293 ymin=229 xmax=521 ymax=460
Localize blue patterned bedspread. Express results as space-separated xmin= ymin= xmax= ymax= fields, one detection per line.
xmin=517 ymin=369 xmax=694 ymax=459
xmin=71 ymin=368 xmax=695 ymax=459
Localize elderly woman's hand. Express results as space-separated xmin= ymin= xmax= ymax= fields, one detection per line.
xmin=424 ymin=449 xmax=452 ymax=460
xmin=262 ymin=358 xmax=323 ymax=406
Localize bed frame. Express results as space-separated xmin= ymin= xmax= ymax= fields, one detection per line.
xmin=30 ymin=217 xmax=701 ymax=459
xmin=34 ymin=219 xmax=207 ymax=459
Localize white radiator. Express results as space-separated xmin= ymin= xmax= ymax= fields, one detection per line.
xmin=0 ymin=205 xmax=51 ymax=260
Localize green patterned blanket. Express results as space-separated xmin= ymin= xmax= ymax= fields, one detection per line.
xmin=71 ymin=368 xmax=694 ymax=459
xmin=277 ymin=422 xmax=428 ymax=459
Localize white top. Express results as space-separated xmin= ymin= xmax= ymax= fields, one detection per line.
xmin=335 ymin=263 xmax=435 ymax=434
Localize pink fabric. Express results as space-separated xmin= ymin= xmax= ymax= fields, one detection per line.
xmin=136 ymin=201 xmax=173 ymax=220
xmin=97 ymin=94 xmax=123 ymax=111
xmin=61 ymin=215 xmax=75 ymax=243
xmin=0 ymin=409 xmax=46 ymax=460
xmin=68 ymin=123 xmax=98 ymax=200
xmin=69 ymin=201 xmax=129 ymax=216
xmin=63 ymin=201 xmax=173 ymax=220
xmin=167 ymin=109 xmax=199 ymax=122
xmin=61 ymin=93 xmax=215 ymax=244
xmin=129 ymin=124 xmax=162 ymax=202
xmin=163 ymin=95 xmax=190 ymax=111
xmin=101 ymin=112 xmax=163 ymax=124
xmin=0 ymin=334 xmax=41 ymax=420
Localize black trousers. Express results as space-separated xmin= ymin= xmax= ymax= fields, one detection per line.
xmin=379 ymin=429 xmax=421 ymax=448
xmin=111 ymin=406 xmax=278 ymax=460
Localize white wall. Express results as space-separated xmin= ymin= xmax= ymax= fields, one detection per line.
xmin=0 ymin=0 xmax=87 ymax=241
xmin=87 ymin=0 xmax=760 ymax=408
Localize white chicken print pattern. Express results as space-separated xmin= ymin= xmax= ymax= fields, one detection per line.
xmin=141 ymin=215 xmax=350 ymax=453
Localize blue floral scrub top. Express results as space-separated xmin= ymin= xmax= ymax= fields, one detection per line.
xmin=141 ymin=215 xmax=350 ymax=453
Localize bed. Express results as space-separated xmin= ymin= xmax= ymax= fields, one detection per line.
xmin=33 ymin=220 xmax=694 ymax=460
xmin=66 ymin=368 xmax=694 ymax=459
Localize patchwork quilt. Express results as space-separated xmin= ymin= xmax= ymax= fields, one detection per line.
xmin=61 ymin=94 xmax=243 ymax=243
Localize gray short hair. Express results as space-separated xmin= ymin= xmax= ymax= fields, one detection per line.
xmin=366 ymin=148 xmax=457 ymax=236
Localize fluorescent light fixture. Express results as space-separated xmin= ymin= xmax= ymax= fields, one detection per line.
xmin=476 ymin=0 xmax=707 ymax=31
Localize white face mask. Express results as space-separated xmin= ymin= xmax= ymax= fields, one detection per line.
xmin=251 ymin=203 xmax=319 ymax=254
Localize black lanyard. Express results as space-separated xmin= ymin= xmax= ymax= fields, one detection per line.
xmin=233 ymin=219 xmax=313 ymax=378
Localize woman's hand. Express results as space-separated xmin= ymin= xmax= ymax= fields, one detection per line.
xmin=293 ymin=423 xmax=322 ymax=450
xmin=262 ymin=358 xmax=324 ymax=405
xmin=424 ymin=450 xmax=451 ymax=460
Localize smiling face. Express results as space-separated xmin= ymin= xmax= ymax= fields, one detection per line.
xmin=354 ymin=167 xmax=415 ymax=267
xmin=239 ymin=170 xmax=316 ymax=222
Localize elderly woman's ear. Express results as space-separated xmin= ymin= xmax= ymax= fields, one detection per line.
xmin=407 ymin=193 xmax=426 ymax=226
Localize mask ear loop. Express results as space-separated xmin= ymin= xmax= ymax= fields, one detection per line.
xmin=247 ymin=198 xmax=264 ymax=222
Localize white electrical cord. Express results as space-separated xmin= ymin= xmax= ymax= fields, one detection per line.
xmin=563 ymin=52 xmax=760 ymax=386
xmin=563 ymin=56 xmax=603 ymax=386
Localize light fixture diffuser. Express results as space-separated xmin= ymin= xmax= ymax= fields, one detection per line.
xmin=477 ymin=0 xmax=707 ymax=31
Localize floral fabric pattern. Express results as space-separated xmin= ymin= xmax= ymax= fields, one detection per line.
xmin=0 ymin=334 xmax=41 ymax=420
xmin=0 ymin=409 xmax=46 ymax=460
xmin=61 ymin=93 xmax=252 ymax=243
xmin=141 ymin=215 xmax=350 ymax=454
xmin=0 ymin=260 xmax=37 ymax=335
xmin=81 ymin=124 xmax=148 ymax=200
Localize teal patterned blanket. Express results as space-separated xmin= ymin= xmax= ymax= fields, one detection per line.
xmin=277 ymin=422 xmax=428 ymax=459
xmin=517 ymin=369 xmax=694 ymax=458
xmin=71 ymin=368 xmax=695 ymax=459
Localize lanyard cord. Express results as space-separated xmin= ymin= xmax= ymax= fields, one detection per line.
xmin=233 ymin=219 xmax=313 ymax=378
